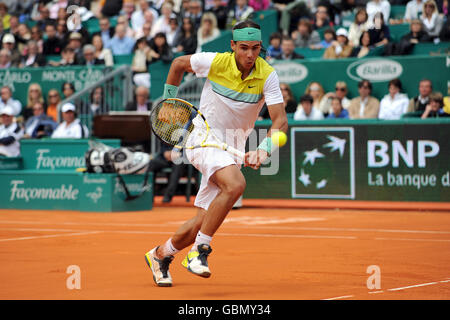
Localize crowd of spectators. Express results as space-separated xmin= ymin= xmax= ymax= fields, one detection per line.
xmin=0 ymin=0 xmax=449 ymax=159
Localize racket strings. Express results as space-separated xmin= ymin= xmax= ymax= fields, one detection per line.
xmin=151 ymin=100 xmax=197 ymax=147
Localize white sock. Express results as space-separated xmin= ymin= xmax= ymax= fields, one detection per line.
xmin=161 ymin=238 xmax=179 ymax=257
xmin=192 ymin=231 xmax=212 ymax=251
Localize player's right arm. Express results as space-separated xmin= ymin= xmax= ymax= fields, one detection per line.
xmin=166 ymin=55 xmax=195 ymax=87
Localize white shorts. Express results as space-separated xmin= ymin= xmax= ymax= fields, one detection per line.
xmin=185 ymin=128 xmax=241 ymax=210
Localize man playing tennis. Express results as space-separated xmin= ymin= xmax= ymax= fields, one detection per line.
xmin=145 ymin=20 xmax=288 ymax=287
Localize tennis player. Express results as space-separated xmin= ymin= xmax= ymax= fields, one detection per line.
xmin=145 ymin=20 xmax=288 ymax=287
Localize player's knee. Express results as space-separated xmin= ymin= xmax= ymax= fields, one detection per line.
xmin=223 ymin=179 xmax=246 ymax=199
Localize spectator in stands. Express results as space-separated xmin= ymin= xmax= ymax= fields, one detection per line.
xmin=0 ymin=86 xmax=22 ymax=116
xmin=23 ymin=83 xmax=46 ymax=121
xmin=323 ymin=28 xmax=353 ymax=59
xmin=319 ymin=81 xmax=351 ymax=116
xmin=294 ymin=94 xmax=324 ymax=120
xmin=87 ymin=86 xmax=109 ymax=116
xmin=2 ymin=33 xmax=21 ymax=66
xmin=134 ymin=11 xmax=155 ymax=40
xmin=314 ymin=28 xmax=336 ymax=49
xmin=67 ymin=32 xmax=84 ymax=64
xmin=148 ymin=32 xmax=174 ymax=63
xmin=196 ymin=12 xmax=220 ymax=53
xmin=23 ymin=102 xmax=57 ymax=139
xmin=107 ymin=23 xmax=136 ymax=55
xmin=0 ymin=3 xmax=10 ymax=30
xmin=274 ymin=36 xmax=305 ymax=60
xmin=35 ymin=5 xmax=55 ymax=31
xmin=120 ymin=0 xmax=136 ymax=21
xmin=152 ymin=2 xmax=174 ymax=37
xmin=46 ymin=89 xmax=61 ymax=122
xmin=8 ymin=14 xmax=19 ymax=36
xmin=79 ymin=44 xmax=105 ymax=66
xmin=125 ymin=86 xmax=152 ymax=112
xmin=258 ymin=83 xmax=297 ymax=119
xmin=56 ymin=18 xmax=69 ymax=48
xmin=48 ymin=0 xmax=68 ymax=20
xmin=209 ymin=0 xmax=228 ymax=30
xmin=367 ymin=12 xmax=390 ymax=47
xmin=91 ymin=34 xmax=113 ymax=67
xmin=186 ymin=0 xmax=204 ymax=30
xmin=0 ymin=106 xmax=23 ymax=157
xmin=19 ymin=40 xmax=46 ymax=67
xmin=402 ymin=0 xmax=425 ymax=24
xmin=348 ymin=8 xmax=369 ymax=47
xmin=366 ymin=0 xmax=391 ymax=26
xmin=227 ymin=0 xmax=254 ymax=29
xmin=280 ymin=82 xmax=297 ymax=114
xmin=266 ymin=32 xmax=283 ymax=61
xmin=52 ymin=102 xmax=89 ymax=138
xmin=173 ymin=17 xmax=197 ymax=55
xmin=292 ymin=18 xmax=321 ymax=49
xmin=384 ymin=19 xmax=432 ymax=56
xmin=348 ymin=80 xmax=380 ymax=119
xmin=43 ymin=23 xmax=63 ymax=55
xmin=378 ymin=78 xmax=409 ymax=120
xmin=132 ymin=37 xmax=152 ymax=88
xmin=62 ymin=82 xmax=75 ymax=100
xmin=30 ymin=25 xmax=44 ymax=53
xmin=407 ymin=78 xmax=433 ymax=113
xmin=327 ymin=97 xmax=349 ymax=119
xmin=116 ymin=14 xmax=135 ymax=38
xmin=0 ymin=48 xmax=14 ymax=68
xmin=350 ymin=31 xmax=374 ymax=58
xmin=48 ymin=46 xmax=77 ymax=66
xmin=312 ymin=5 xmax=334 ymax=30
xmin=96 ymin=17 xmax=115 ymax=48
xmin=166 ymin=16 xmax=179 ymax=48
xmin=421 ymin=92 xmax=449 ymax=118
xmin=131 ymin=0 xmax=159 ymax=33
xmin=420 ymin=0 xmax=444 ymax=39
xmin=305 ymin=81 xmax=326 ymax=111
xmin=16 ymin=24 xmax=32 ymax=54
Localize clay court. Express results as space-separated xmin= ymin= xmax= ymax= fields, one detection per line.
xmin=0 ymin=197 xmax=449 ymax=300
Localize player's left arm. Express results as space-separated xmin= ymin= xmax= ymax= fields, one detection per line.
xmin=244 ymin=103 xmax=288 ymax=169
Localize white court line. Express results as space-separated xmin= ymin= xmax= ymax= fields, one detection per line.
xmin=0 ymin=231 xmax=102 ymax=242
xmin=1 ymin=220 xmax=448 ymax=235
xmin=323 ymin=278 xmax=450 ymax=300
xmin=1 ymin=227 xmax=449 ymax=242
xmin=322 ymin=295 xmax=355 ymax=300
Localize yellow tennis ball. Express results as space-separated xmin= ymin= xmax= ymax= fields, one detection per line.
xmin=271 ymin=131 xmax=287 ymax=147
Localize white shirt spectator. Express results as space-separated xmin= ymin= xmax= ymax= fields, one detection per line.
xmin=366 ymin=0 xmax=391 ymax=26
xmin=378 ymin=93 xmax=409 ymax=120
xmin=52 ymin=118 xmax=89 ymax=138
xmin=404 ymin=0 xmax=424 ymax=21
xmin=0 ymin=98 xmax=22 ymax=116
xmin=294 ymin=106 xmax=324 ymax=120
xmin=0 ymin=106 xmax=23 ymax=157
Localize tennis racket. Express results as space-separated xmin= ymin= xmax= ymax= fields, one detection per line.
xmin=150 ymin=98 xmax=245 ymax=159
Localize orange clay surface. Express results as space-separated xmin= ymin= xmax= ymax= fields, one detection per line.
xmin=0 ymin=197 xmax=449 ymax=300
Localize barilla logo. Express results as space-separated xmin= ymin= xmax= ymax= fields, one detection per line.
xmin=346 ymin=59 xmax=403 ymax=82
xmin=10 ymin=180 xmax=79 ymax=202
xmin=273 ymin=62 xmax=308 ymax=83
xmin=36 ymin=149 xmax=85 ymax=170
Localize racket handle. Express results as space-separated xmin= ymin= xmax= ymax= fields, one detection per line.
xmin=224 ymin=144 xmax=245 ymax=159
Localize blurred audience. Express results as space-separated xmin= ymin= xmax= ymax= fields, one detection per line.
xmin=348 ymin=80 xmax=380 ymax=119
xmin=378 ymin=79 xmax=409 ymax=120
xmin=294 ymin=94 xmax=324 ymax=120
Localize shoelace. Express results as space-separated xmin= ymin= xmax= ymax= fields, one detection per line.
xmin=198 ymin=246 xmax=212 ymax=266
xmin=160 ymin=256 xmax=174 ymax=277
